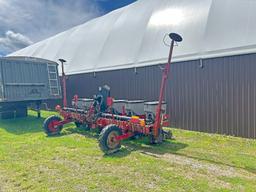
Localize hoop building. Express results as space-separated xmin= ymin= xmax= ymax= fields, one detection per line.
xmin=9 ymin=0 xmax=256 ymax=138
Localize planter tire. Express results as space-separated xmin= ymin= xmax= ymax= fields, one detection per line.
xmin=99 ymin=125 xmax=122 ymax=154
xmin=149 ymin=129 xmax=164 ymax=144
xmin=43 ymin=115 xmax=63 ymax=136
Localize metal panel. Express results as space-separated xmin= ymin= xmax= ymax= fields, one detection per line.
xmin=0 ymin=60 xmax=3 ymax=100
xmin=0 ymin=57 xmax=61 ymax=103
xmin=65 ymin=53 xmax=256 ymax=139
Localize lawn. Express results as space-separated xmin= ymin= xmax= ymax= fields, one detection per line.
xmin=0 ymin=110 xmax=255 ymax=192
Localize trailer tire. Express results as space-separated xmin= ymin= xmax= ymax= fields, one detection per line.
xmin=99 ymin=125 xmax=122 ymax=154
xmin=43 ymin=115 xmax=63 ymax=136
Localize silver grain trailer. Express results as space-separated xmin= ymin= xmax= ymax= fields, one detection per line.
xmin=0 ymin=57 xmax=61 ymax=119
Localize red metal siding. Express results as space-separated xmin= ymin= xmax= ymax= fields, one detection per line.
xmin=62 ymin=53 xmax=256 ymax=139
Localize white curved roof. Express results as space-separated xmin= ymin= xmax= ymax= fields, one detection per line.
xmin=9 ymin=0 xmax=256 ymax=75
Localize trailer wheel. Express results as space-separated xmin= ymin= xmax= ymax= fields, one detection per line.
xmin=74 ymin=122 xmax=90 ymax=131
xmin=99 ymin=125 xmax=122 ymax=154
xmin=43 ymin=115 xmax=63 ymax=136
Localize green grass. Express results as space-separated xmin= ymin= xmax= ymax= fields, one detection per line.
xmin=0 ymin=110 xmax=255 ymax=192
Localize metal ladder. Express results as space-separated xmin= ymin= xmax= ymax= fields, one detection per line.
xmin=47 ymin=64 xmax=60 ymax=96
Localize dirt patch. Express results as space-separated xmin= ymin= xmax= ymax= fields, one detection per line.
xmin=140 ymin=151 xmax=255 ymax=189
xmin=141 ymin=151 xmax=254 ymax=178
xmin=74 ymin=184 xmax=88 ymax=192
xmin=0 ymin=170 xmax=12 ymax=192
xmin=0 ymin=171 xmax=6 ymax=192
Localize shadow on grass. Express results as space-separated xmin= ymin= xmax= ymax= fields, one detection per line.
xmin=4 ymin=116 xmax=254 ymax=175
xmin=61 ymin=126 xmax=188 ymax=158
xmin=0 ymin=115 xmax=46 ymax=135
xmin=58 ymin=127 xmax=256 ymax=174
xmin=61 ymin=126 xmax=101 ymax=138
xmin=101 ymin=139 xmax=189 ymax=159
xmin=124 ymin=138 xmax=188 ymax=155
xmin=0 ymin=111 xmax=188 ymax=158
xmin=245 ymin=166 xmax=256 ymax=174
xmin=171 ymin=152 xmax=256 ymax=175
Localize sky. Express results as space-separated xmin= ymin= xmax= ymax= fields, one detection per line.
xmin=0 ymin=0 xmax=136 ymax=56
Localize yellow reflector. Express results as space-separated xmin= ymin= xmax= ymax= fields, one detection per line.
xmin=140 ymin=120 xmax=145 ymax=127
